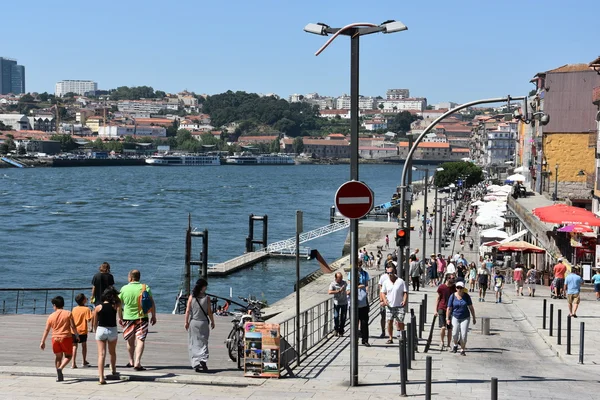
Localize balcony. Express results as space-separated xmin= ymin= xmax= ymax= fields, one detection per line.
xmin=594 ymin=86 xmax=600 ymax=105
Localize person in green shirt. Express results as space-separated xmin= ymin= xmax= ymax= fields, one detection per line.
xmin=118 ymin=270 xmax=156 ymax=371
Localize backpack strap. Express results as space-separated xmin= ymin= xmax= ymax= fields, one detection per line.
xmin=137 ymin=284 xmax=147 ymax=317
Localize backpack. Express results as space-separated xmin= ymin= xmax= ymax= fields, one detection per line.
xmin=138 ymin=284 xmax=153 ymax=316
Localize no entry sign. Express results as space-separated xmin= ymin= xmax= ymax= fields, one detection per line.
xmin=335 ymin=180 xmax=374 ymax=219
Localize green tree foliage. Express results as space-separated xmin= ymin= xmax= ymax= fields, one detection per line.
xmin=434 ymin=161 xmax=484 ymax=188
xmin=292 ymin=137 xmax=304 ymax=155
xmin=62 ymin=92 xmax=78 ymax=99
xmin=0 ymin=121 xmax=11 ymax=130
xmin=109 ymin=86 xmax=160 ymax=101
xmin=50 ymin=134 xmax=79 ymax=152
xmin=387 ymin=111 xmax=420 ymax=135
xmin=17 ymin=145 xmax=26 ymax=155
xmin=155 ymin=90 xmax=166 ymax=99
xmin=166 ymin=120 xmax=179 ymax=137
xmin=269 ymin=138 xmax=280 ymax=153
xmin=202 ymin=91 xmax=318 ymax=136
xmin=0 ymin=143 xmax=8 ymax=154
xmin=200 ymin=133 xmax=217 ymax=146
xmin=15 ymin=94 xmax=38 ymax=114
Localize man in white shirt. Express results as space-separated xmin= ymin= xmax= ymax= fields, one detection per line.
xmin=377 ymin=263 xmax=394 ymax=338
xmin=380 ymin=267 xmax=408 ymax=344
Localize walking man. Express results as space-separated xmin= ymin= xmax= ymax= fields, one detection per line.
xmin=436 ymin=275 xmax=455 ymax=350
xmin=565 ymin=267 xmax=583 ymax=318
xmin=553 ymin=258 xmax=567 ymax=299
xmin=378 ymin=263 xmax=394 ymax=338
xmin=118 ymin=270 xmax=156 ymax=371
xmin=328 ymin=272 xmax=348 ymax=336
xmin=348 ymin=261 xmax=371 ymax=346
xmin=380 ymin=267 xmax=407 ymax=344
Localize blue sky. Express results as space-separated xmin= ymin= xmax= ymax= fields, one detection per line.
xmin=3 ymin=0 xmax=598 ymax=103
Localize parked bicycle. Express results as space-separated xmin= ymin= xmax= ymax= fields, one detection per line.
xmin=225 ymin=296 xmax=267 ymax=370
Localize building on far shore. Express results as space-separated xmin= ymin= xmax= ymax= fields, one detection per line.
xmin=282 ymin=136 xmax=350 ymax=158
xmin=55 ymin=80 xmax=97 ymax=97
xmin=98 ymin=125 xmax=166 ymax=138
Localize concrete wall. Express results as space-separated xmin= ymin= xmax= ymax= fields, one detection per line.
xmin=543 ymin=132 xmax=595 ymax=199
xmin=342 ymin=221 xmax=396 ymax=256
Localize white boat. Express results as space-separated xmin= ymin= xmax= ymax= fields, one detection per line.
xmin=225 ymin=153 xmax=295 ymax=165
xmin=145 ymin=154 xmax=220 ymax=166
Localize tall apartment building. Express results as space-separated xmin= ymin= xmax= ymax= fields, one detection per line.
xmin=335 ymin=95 xmax=375 ymax=110
xmin=386 ymin=88 xmax=409 ymax=100
xmin=0 ymin=57 xmax=26 ymax=95
xmin=55 ymin=80 xmax=98 ymax=97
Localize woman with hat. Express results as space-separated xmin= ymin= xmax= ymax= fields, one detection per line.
xmin=446 ymin=281 xmax=476 ymax=356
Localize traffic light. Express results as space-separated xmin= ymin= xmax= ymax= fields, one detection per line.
xmin=396 ymin=227 xmax=409 ymax=247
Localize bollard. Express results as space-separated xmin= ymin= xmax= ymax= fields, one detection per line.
xmin=423 ymin=294 xmax=428 ymax=323
xmin=491 ymin=377 xmax=498 ymax=400
xmin=411 ymin=314 xmax=418 ymax=355
xmin=579 ymin=322 xmax=585 ymax=364
xmin=542 ymin=299 xmax=547 ymax=330
xmin=549 ymin=303 xmax=554 ymax=337
xmin=400 ymin=330 xmax=407 ymax=396
xmin=425 ymin=356 xmax=432 ymax=400
xmin=481 ymin=317 xmax=490 ymax=335
xmin=566 ymin=315 xmax=571 ymax=355
xmin=557 ymin=309 xmax=562 ymax=345
xmin=419 ymin=300 xmax=425 ymax=339
xmin=406 ymin=324 xmax=413 ymax=369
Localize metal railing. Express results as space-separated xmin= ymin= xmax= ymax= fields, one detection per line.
xmin=278 ymin=274 xmax=381 ymax=369
xmin=0 ymin=287 xmax=89 ymax=314
xmin=265 ymin=219 xmax=350 ymax=253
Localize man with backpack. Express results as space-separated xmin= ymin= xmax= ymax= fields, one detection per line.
xmin=119 ymin=270 xmax=156 ymax=371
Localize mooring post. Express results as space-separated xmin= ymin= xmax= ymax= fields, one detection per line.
xmin=579 ymin=322 xmax=585 ymax=364
xmin=425 ymin=356 xmax=432 ymax=400
xmin=491 ymin=377 xmax=498 ymax=400
xmin=557 ymin=309 xmax=562 ymax=345
xmin=549 ymin=303 xmax=554 ymax=336
xmin=400 ymin=330 xmax=407 ymax=397
xmin=263 ymin=214 xmax=268 ymax=249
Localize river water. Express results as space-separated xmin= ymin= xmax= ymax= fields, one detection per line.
xmin=1 ymin=164 xmax=427 ymax=312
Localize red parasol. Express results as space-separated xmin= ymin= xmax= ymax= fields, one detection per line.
xmin=495 ymin=241 xmax=546 ymax=253
xmin=532 ymin=204 xmax=600 ymax=226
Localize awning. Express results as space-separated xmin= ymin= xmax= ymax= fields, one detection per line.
xmin=533 ymin=204 xmax=600 ymax=226
xmin=500 ymin=229 xmax=527 ymax=244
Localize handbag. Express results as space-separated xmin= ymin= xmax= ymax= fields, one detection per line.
xmin=357 ymin=288 xmax=368 ymax=308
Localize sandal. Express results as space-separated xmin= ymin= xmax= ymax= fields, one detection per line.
xmin=134 ymin=366 xmax=146 ymax=371
xmin=386 ymin=339 xmax=394 ymax=344
xmin=98 ymin=381 xmax=107 ymax=385
xmin=125 ymin=363 xmax=133 ymax=368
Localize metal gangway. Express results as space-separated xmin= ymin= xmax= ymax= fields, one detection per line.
xmin=1 ymin=157 xmax=24 ymax=168
xmin=265 ymin=219 xmax=350 ymax=254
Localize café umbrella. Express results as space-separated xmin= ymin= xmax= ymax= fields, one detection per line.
xmin=533 ymin=204 xmax=600 ymax=226
xmin=495 ymin=240 xmax=546 ymax=253
xmin=557 ymin=224 xmax=595 ymax=233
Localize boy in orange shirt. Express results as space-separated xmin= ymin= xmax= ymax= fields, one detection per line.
xmin=71 ymin=293 xmax=93 ymax=368
xmin=40 ymin=296 xmax=79 ymax=382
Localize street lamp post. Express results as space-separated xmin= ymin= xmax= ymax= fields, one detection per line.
xmin=553 ymin=163 xmax=559 ymax=201
xmin=304 ymin=19 xmax=407 ymax=388
xmin=433 ymin=167 xmax=444 ymax=254
xmin=398 ymin=96 xmax=525 ymax=286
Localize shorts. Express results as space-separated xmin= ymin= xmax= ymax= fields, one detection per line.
xmin=555 ymin=278 xmax=565 ymax=291
xmin=437 ymin=309 xmax=447 ymax=328
xmin=515 ymin=280 xmax=524 ymax=288
xmin=567 ymin=293 xmax=580 ymax=305
xmin=595 ymin=283 xmax=600 ymax=293
xmin=386 ymin=306 xmax=406 ymax=323
xmin=494 ymin=286 xmax=502 ymax=293
xmin=95 ymin=326 xmax=118 ymax=342
xmin=123 ymin=318 xmax=149 ymax=342
xmin=52 ymin=336 xmax=73 ymax=355
xmin=73 ymin=334 xmax=88 ymax=344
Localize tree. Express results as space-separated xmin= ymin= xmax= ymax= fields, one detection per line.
xmin=62 ymin=92 xmax=78 ymax=99
xmin=155 ymin=90 xmax=166 ymax=99
xmin=200 ymin=133 xmax=217 ymax=146
xmin=17 ymin=145 xmax=26 ymax=155
xmin=50 ymin=134 xmax=78 ymax=152
xmin=434 ymin=161 xmax=484 ymax=188
xmin=17 ymin=94 xmax=38 ymax=114
xmin=292 ymin=137 xmax=304 ymax=155
xmin=269 ymin=138 xmax=280 ymax=153
xmin=38 ymin=92 xmax=50 ymax=102
xmin=388 ymin=111 xmax=419 ymax=134
xmin=0 ymin=121 xmax=11 ymax=130
xmin=378 ymin=104 xmax=384 ymax=110
xmin=166 ymin=120 xmax=179 ymax=137
xmin=274 ymin=118 xmax=297 ymax=136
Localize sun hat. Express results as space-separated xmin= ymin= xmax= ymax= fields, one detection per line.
xmin=455 ymin=281 xmax=465 ymax=288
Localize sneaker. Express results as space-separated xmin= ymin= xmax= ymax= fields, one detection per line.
xmin=56 ymin=368 xmax=64 ymax=382
xmin=495 ymin=300 xmax=498 ymax=303
xmin=379 ymin=332 xmax=386 ymax=338
xmin=460 ymin=350 xmax=466 ymax=356
xmin=452 ymin=345 xmax=458 ymax=354
xmin=499 ymin=298 xmax=502 ymax=303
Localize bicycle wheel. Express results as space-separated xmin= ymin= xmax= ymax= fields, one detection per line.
xmin=227 ymin=328 xmax=238 ymax=362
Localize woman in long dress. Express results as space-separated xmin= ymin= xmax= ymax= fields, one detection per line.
xmin=184 ymin=279 xmax=215 ymax=372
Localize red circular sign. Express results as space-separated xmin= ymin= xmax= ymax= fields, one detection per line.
xmin=335 ymin=181 xmax=374 ymax=219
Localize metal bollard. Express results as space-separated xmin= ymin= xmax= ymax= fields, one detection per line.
xmin=411 ymin=314 xmax=418 ymax=355
xmin=419 ymin=301 xmax=425 ymax=339
xmin=425 ymin=356 xmax=432 ymax=400
xmin=481 ymin=317 xmax=490 ymax=335
xmin=542 ymin=299 xmax=547 ymax=330
xmin=400 ymin=330 xmax=407 ymax=396
xmin=491 ymin=377 xmax=498 ymax=400
xmin=566 ymin=315 xmax=571 ymax=355
xmin=579 ymin=322 xmax=585 ymax=364
xmin=423 ymin=294 xmax=428 ymax=323
xmin=406 ymin=324 xmax=413 ymax=369
xmin=557 ymin=309 xmax=562 ymax=345
xmin=549 ymin=303 xmax=554 ymax=337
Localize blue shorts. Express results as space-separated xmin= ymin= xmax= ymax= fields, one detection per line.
xmin=594 ymin=283 xmax=600 ymax=293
